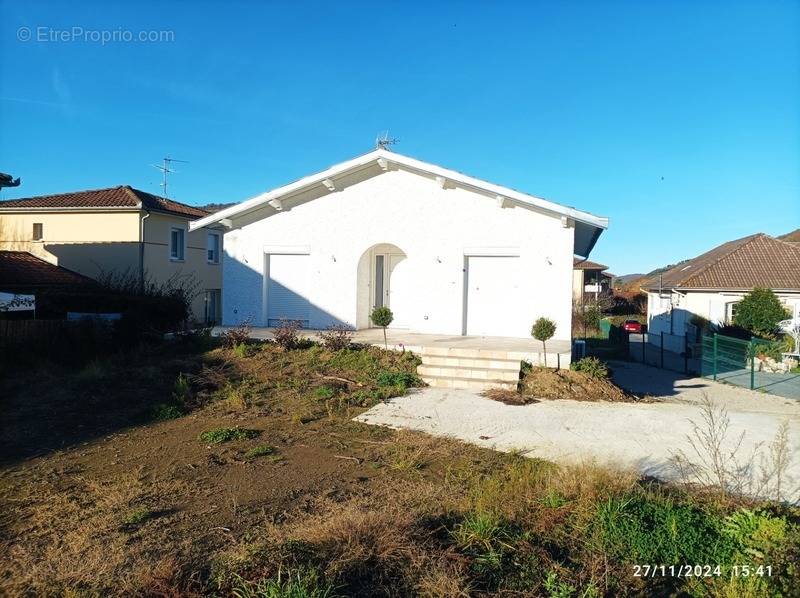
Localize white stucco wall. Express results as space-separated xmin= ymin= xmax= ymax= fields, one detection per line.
xmin=222 ymin=168 xmax=576 ymax=340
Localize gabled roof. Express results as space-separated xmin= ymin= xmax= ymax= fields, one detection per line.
xmin=573 ymin=257 xmax=608 ymax=270
xmin=0 ymin=186 xmax=209 ymax=219
xmin=0 ymin=251 xmax=97 ymax=289
xmin=189 ymin=149 xmax=609 ymax=256
xmin=644 ymin=233 xmax=800 ymax=291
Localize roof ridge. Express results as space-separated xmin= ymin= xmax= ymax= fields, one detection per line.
xmin=681 ymin=233 xmax=764 ymax=287
xmin=120 ymin=185 xmax=143 ymax=208
xmin=0 ymin=185 xmax=125 ymax=203
xmin=128 ymin=187 xmax=210 ymax=214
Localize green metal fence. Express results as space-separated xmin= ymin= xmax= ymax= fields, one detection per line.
xmin=700 ymin=332 xmax=788 ymax=392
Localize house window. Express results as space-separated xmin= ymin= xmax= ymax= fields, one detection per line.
xmin=207 ymin=233 xmax=220 ymax=264
xmin=170 ymin=227 xmax=185 ymax=261
xmin=204 ymin=289 xmax=221 ymax=324
xmin=725 ymin=301 xmax=740 ymax=324
xmin=32 ymin=223 xmax=43 ymax=241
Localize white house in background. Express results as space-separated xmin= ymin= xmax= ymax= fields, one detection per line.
xmin=645 ymin=231 xmax=800 ymax=342
xmin=189 ymin=149 xmax=608 ymax=341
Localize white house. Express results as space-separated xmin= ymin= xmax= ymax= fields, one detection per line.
xmin=645 ymin=231 xmax=800 ymax=346
xmin=190 ymin=149 xmax=608 ymax=341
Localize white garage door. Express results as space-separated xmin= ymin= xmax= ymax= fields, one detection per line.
xmin=266 ymin=254 xmax=311 ymax=327
xmin=465 ymin=256 xmax=521 ymax=337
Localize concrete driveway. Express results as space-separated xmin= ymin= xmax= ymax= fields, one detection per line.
xmin=357 ymin=362 xmax=800 ymax=497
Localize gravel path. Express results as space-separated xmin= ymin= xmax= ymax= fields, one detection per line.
xmin=357 ymin=363 xmax=800 ymax=496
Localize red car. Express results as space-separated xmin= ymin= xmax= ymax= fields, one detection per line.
xmin=622 ymin=319 xmax=643 ymax=333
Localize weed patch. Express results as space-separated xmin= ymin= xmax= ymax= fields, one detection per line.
xmin=199 ymin=427 xmax=260 ymax=444
xmin=244 ymin=445 xmax=276 ymax=460
xmin=122 ymin=507 xmax=154 ymax=527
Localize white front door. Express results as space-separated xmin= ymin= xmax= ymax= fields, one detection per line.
xmin=266 ymin=253 xmax=311 ymax=327
xmin=372 ymin=252 xmax=409 ymax=329
xmin=465 ymin=255 xmax=521 ymax=336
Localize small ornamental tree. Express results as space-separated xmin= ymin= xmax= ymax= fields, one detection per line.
xmin=733 ymin=288 xmax=790 ymax=339
xmin=370 ymin=306 xmax=394 ymax=349
xmin=531 ymin=317 xmax=557 ymax=367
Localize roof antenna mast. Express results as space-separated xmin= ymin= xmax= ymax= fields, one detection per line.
xmin=375 ymin=131 xmax=399 ymax=150
xmin=151 ymin=156 xmax=189 ymax=198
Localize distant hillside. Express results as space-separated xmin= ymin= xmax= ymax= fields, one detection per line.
xmin=199 ymin=202 xmax=237 ymax=214
xmin=779 ymin=229 xmax=800 ymax=243
xmin=615 ymin=260 xmax=690 ymax=291
xmin=614 ymin=273 xmax=644 ymax=285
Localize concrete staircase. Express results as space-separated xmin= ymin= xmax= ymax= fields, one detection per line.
xmin=417 ymin=346 xmax=524 ymax=391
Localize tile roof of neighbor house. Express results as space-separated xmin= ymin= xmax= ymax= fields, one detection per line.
xmin=0 ymin=251 xmax=97 ymax=288
xmin=644 ymin=233 xmax=800 ymax=291
xmin=0 ymin=186 xmax=210 ymax=218
xmin=573 ymin=257 xmax=609 ymax=270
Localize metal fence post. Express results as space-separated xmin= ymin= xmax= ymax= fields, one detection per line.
xmin=713 ymin=333 xmax=718 ymax=381
xmin=684 ymin=334 xmax=689 ymax=375
xmin=660 ymin=332 xmax=664 ymax=369
xmin=750 ymin=339 xmax=755 ymax=390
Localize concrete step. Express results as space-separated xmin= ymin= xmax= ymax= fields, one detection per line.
xmin=420 ymin=354 xmax=523 ymax=370
xmin=421 ymin=374 xmax=518 ymax=391
xmin=419 ymin=346 xmax=531 ymax=361
xmin=418 ymin=364 xmax=521 ymax=382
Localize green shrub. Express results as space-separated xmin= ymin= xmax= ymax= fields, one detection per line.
xmin=369 ymin=306 xmax=394 ymax=349
xmin=151 ymin=403 xmax=184 ymax=421
xmin=375 ymin=371 xmax=421 ymax=389
xmin=199 ymin=427 xmax=260 ymax=444
xmin=595 ymin=494 xmax=735 ymax=565
xmin=733 ymin=288 xmax=790 ymax=338
xmin=531 ymin=317 xmax=557 ymax=367
xmin=750 ymin=342 xmax=783 ymax=361
xmin=722 ymin=509 xmax=788 ymax=560
xmin=569 ymin=356 xmax=609 ymax=378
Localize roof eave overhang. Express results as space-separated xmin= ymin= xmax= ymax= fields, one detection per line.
xmin=645 ymin=286 xmax=800 ymax=293
xmin=189 ymin=149 xmax=610 ymax=238
xmin=0 ymin=206 xmax=141 ymax=213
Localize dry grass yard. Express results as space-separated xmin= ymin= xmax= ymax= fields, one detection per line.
xmin=1 ymin=335 xmax=798 ymax=597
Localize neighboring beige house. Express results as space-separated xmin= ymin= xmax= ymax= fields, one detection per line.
xmin=0 ymin=186 xmax=223 ymax=323
xmin=572 ymin=257 xmax=612 ymax=302
xmin=644 ymin=231 xmax=800 ymax=341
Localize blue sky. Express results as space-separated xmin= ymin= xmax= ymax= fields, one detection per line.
xmin=1 ymin=1 xmax=798 ymax=274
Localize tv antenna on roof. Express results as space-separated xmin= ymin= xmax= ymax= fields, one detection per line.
xmin=151 ymin=156 xmax=188 ymax=198
xmin=375 ymin=131 xmax=399 ymax=150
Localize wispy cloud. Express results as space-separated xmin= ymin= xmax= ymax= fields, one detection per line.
xmin=50 ymin=67 xmax=74 ymax=116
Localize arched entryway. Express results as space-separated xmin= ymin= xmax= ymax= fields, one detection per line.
xmin=356 ymin=243 xmax=411 ymax=329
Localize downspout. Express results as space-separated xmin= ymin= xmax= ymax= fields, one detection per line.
xmin=139 ymin=211 xmax=150 ymax=293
